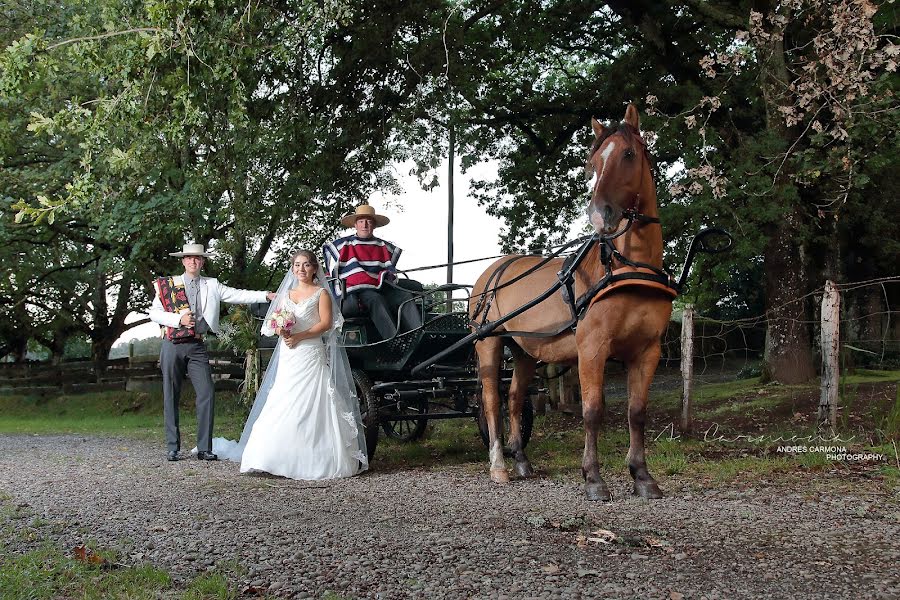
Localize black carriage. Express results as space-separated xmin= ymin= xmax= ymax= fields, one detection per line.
xmin=334 ymin=278 xmax=536 ymax=460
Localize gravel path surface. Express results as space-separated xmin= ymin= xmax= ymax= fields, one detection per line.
xmin=1 ymin=434 xmax=898 ymax=599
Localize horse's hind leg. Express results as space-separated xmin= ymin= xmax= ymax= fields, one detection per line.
xmin=626 ymin=344 xmax=664 ymax=499
xmin=507 ymin=345 xmax=537 ymax=478
xmin=476 ymin=337 xmax=508 ymax=483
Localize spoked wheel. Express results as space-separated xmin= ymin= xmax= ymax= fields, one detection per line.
xmin=381 ymin=396 xmax=428 ymax=442
xmin=352 ymin=369 xmax=379 ymax=461
xmin=477 ymin=394 xmax=534 ymax=456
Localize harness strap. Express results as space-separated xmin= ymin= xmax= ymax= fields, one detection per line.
xmin=470 ymin=236 xmax=592 ymax=327
xmin=470 ymin=255 xmax=523 ymax=324
xmin=587 ymin=267 xmax=679 ymax=310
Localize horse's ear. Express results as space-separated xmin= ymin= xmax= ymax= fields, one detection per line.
xmin=591 ymin=117 xmax=606 ymax=138
xmin=624 ymin=103 xmax=640 ymax=131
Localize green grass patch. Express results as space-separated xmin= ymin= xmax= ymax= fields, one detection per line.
xmin=703 ymin=393 xmax=785 ymax=417
xmin=0 ymin=497 xmax=261 ymax=600
xmin=839 ymin=369 xmax=900 ymax=385
xmin=687 ymin=455 xmax=795 ymax=481
xmin=375 ymin=418 xmax=484 ymax=471
xmin=3 ymin=374 xmax=897 ymax=491
xmin=183 ymin=572 xmax=235 ymax=600
xmin=0 ymin=390 xmax=251 ymax=441
xmin=0 ymin=543 xmax=172 ymax=600
xmin=650 ymin=377 xmax=773 ymax=410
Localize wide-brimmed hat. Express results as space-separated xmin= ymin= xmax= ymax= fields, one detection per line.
xmin=340 ymin=203 xmax=390 ymax=229
xmin=169 ymin=243 xmax=213 ymax=258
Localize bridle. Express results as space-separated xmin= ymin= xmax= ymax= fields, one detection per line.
xmin=588 ymin=127 xmax=658 ymax=227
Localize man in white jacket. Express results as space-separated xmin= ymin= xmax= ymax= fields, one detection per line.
xmin=149 ymin=243 xmax=276 ymax=462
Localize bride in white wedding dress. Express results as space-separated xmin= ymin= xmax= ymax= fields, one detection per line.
xmin=213 ymin=250 xmax=367 ymax=480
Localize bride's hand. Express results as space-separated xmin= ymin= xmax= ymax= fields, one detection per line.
xmin=284 ymin=332 xmax=303 ymax=349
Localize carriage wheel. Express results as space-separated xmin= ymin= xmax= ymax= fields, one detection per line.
xmin=380 ymin=395 xmax=428 ymax=442
xmin=477 ymin=395 xmax=534 ymax=455
xmin=352 ymin=369 xmax=379 ymax=461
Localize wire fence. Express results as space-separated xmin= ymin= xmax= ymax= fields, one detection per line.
xmin=5 ymin=277 xmax=898 ymax=432
xmin=549 ymin=276 xmax=900 ymax=430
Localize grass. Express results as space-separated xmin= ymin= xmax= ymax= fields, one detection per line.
xmin=2 ymin=373 xmax=898 ymax=490
xmin=0 ymin=390 xmax=251 ymax=441
xmin=0 ymin=543 xmax=173 ymax=600
xmin=0 ymin=494 xmax=269 ymax=600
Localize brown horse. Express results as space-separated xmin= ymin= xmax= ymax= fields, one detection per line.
xmin=470 ymin=104 xmax=674 ymax=501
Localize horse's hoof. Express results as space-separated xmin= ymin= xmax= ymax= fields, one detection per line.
xmin=585 ymin=482 xmax=612 ymax=502
xmin=514 ymin=461 xmax=535 ymax=478
xmin=633 ymin=481 xmax=664 ymax=499
xmin=490 ymin=468 xmax=510 ymax=484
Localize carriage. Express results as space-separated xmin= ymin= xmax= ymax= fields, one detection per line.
xmin=335 ymin=279 xmax=537 ymax=461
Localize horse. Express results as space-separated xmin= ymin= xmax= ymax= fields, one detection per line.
xmin=469 ymin=103 xmax=674 ymax=501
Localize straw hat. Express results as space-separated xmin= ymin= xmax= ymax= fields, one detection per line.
xmin=340 ymin=203 xmax=390 ymax=228
xmin=169 ymin=243 xmax=213 ymax=258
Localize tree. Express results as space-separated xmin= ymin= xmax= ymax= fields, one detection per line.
xmin=396 ymin=0 xmax=898 ymax=384
xmin=1 ymin=0 xmax=448 ymax=357
xmin=647 ymin=0 xmax=898 ymax=382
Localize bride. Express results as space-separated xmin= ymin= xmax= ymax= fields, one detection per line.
xmin=214 ymin=249 xmax=368 ymax=479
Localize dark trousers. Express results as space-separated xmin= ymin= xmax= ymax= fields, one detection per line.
xmin=159 ymin=339 xmax=214 ymax=452
xmin=347 ymin=288 xmax=423 ymax=340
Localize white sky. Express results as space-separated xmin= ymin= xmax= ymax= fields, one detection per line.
xmin=116 ymin=160 xmax=507 ymax=344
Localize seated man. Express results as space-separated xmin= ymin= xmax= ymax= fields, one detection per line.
xmin=323 ymin=203 xmax=423 ymax=340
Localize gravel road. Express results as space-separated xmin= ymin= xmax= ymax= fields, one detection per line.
xmin=1 ymin=434 xmax=898 ymax=599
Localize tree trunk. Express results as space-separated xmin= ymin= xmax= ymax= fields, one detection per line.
xmin=48 ymin=335 xmax=67 ymax=366
xmin=91 ymin=266 xmax=110 ymax=376
xmin=761 ymin=213 xmax=816 ymax=383
xmin=756 ymin=5 xmax=816 ymax=384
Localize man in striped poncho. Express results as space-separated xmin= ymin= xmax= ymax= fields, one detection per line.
xmin=323 ymin=204 xmax=422 ymax=340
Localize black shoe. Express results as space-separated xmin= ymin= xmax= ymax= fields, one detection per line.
xmin=197 ymin=451 xmax=218 ymax=461
xmin=167 ymin=451 xmax=179 ymax=462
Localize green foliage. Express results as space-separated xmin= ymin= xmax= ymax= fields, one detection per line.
xmin=1 ymin=0 xmax=897 ymax=377
xmin=217 ymin=306 xmax=259 ymax=356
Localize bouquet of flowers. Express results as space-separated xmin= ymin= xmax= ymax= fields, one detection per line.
xmin=267 ymin=307 xmax=296 ymax=335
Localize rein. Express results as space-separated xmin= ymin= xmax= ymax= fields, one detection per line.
xmin=410 ymin=213 xmax=677 ymax=375
xmin=471 ymin=211 xmax=678 ymax=340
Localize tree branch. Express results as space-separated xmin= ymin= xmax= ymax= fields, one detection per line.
xmin=46 ymin=28 xmax=164 ymax=50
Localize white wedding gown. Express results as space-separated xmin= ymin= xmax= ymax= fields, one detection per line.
xmin=231 ymin=289 xmax=366 ymax=480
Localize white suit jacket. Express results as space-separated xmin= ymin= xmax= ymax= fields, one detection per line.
xmin=149 ymin=275 xmax=269 ymax=335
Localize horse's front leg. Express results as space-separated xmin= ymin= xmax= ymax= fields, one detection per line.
xmin=578 ymin=350 xmax=611 ymax=501
xmin=626 ymin=344 xmax=664 ymax=499
xmin=476 ymin=338 xmax=509 ymax=483
xmin=507 ymin=350 xmax=537 ymax=478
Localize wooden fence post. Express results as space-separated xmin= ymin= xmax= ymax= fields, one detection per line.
xmin=818 ymin=280 xmax=841 ymax=430
xmin=680 ymin=304 xmax=694 ymax=434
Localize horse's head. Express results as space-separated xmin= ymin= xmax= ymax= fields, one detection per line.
xmin=586 ymin=104 xmax=650 ymax=235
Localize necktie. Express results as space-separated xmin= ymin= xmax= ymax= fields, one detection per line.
xmin=191 ymin=280 xmax=202 ymax=316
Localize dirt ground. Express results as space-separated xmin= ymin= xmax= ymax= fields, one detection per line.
xmin=1 ymin=433 xmax=898 ymax=599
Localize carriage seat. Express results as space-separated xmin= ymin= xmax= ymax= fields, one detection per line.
xmin=339 ymin=279 xmax=424 ymax=320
